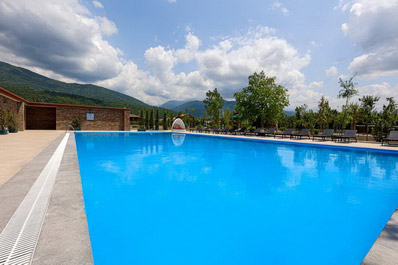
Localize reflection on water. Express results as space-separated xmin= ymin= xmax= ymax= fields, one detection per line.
xmin=171 ymin=133 xmax=185 ymax=146
xmin=75 ymin=132 xmax=398 ymax=265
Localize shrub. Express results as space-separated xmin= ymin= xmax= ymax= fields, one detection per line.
xmin=0 ymin=109 xmax=7 ymax=130
xmin=71 ymin=117 xmax=82 ymax=129
xmin=6 ymin=111 xmax=19 ymax=130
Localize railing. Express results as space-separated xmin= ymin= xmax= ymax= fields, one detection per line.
xmin=65 ymin=124 xmax=75 ymax=133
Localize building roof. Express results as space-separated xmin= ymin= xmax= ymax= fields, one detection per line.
xmin=0 ymin=86 xmax=129 ymax=111
xmin=129 ymin=114 xmax=140 ymax=118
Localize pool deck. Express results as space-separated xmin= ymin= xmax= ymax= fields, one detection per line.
xmin=0 ymin=130 xmax=397 ymax=264
xmin=0 ymin=130 xmax=64 ymax=188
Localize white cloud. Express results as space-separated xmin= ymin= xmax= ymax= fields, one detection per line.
xmin=340 ymin=0 xmax=398 ymax=79
xmin=0 ymin=0 xmax=122 ymax=82
xmin=326 ymin=66 xmax=338 ymax=76
xmin=101 ymin=26 xmax=322 ymax=107
xmin=0 ymin=0 xmax=322 ymax=108
xmin=167 ymin=0 xmax=176 ymax=3
xmin=92 ymin=1 xmax=104 ymax=9
xmin=272 ymin=1 xmax=290 ymax=15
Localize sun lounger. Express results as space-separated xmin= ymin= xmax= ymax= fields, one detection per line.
xmin=382 ymin=131 xmax=398 ymax=146
xmin=263 ymin=128 xmax=276 ymax=137
xmin=312 ymin=129 xmax=334 ymax=141
xmin=235 ymin=127 xmax=246 ymax=135
xmin=274 ymin=128 xmax=295 ymax=138
xmin=252 ymin=127 xmax=265 ymax=136
xmin=291 ymin=128 xmax=311 ymax=139
xmin=334 ymin=130 xmax=357 ymax=143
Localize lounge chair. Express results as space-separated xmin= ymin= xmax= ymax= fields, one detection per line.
xmin=382 ymin=131 xmax=398 ymax=146
xmin=204 ymin=127 xmax=211 ymax=134
xmin=196 ymin=127 xmax=203 ymax=133
xmin=263 ymin=128 xmax=276 ymax=137
xmin=252 ymin=127 xmax=265 ymax=136
xmin=244 ymin=128 xmax=255 ymax=136
xmin=291 ymin=128 xmax=311 ymax=139
xmin=218 ymin=128 xmax=228 ymax=134
xmin=334 ymin=130 xmax=357 ymax=143
xmin=227 ymin=128 xmax=237 ymax=135
xmin=235 ymin=127 xmax=246 ymax=135
xmin=212 ymin=127 xmax=219 ymax=134
xmin=274 ymin=128 xmax=295 ymax=138
xmin=312 ymin=129 xmax=334 ymax=141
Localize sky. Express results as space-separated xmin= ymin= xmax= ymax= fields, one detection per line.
xmin=0 ymin=0 xmax=397 ymax=110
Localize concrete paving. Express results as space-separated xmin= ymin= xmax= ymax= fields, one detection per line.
xmin=185 ymin=131 xmax=398 ymax=152
xmin=0 ymin=133 xmax=64 ymax=233
xmin=32 ymin=133 xmax=93 ymax=265
xmin=0 ymin=130 xmax=64 ymax=187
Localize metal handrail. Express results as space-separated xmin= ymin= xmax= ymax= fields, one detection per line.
xmin=65 ymin=124 xmax=75 ymax=133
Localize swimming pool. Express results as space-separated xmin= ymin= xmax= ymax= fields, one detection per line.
xmin=75 ymin=132 xmax=398 ymax=265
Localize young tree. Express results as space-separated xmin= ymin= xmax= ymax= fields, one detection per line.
xmin=155 ymin=109 xmax=159 ymax=130
xmin=234 ymin=71 xmax=289 ymax=127
xmin=349 ymin=103 xmax=361 ymax=130
xmin=169 ymin=112 xmax=174 ymax=128
xmin=338 ymin=73 xmax=358 ymax=131
xmin=359 ymin=95 xmax=380 ymax=140
xmin=374 ymin=97 xmax=398 ymax=141
xmin=222 ymin=107 xmax=232 ymax=129
xmin=163 ymin=110 xmax=168 ymax=130
xmin=203 ymin=88 xmax=224 ymax=127
xmin=139 ymin=109 xmax=144 ymax=128
xmin=294 ymin=104 xmax=307 ymax=130
xmin=191 ymin=108 xmax=196 ymax=127
xmin=317 ymin=96 xmax=331 ymax=129
xmin=145 ymin=110 xmax=149 ymax=129
xmin=149 ymin=109 xmax=154 ymax=130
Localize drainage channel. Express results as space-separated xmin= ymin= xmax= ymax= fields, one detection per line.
xmin=0 ymin=133 xmax=70 ymax=265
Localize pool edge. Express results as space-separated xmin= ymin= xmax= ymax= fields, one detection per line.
xmin=31 ymin=133 xmax=94 ymax=265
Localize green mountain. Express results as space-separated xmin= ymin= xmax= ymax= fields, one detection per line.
xmin=168 ymin=100 xmax=236 ymax=117
xmin=159 ymin=100 xmax=189 ymax=109
xmin=0 ymin=61 xmax=164 ymax=114
xmin=165 ymin=99 xmax=296 ymax=117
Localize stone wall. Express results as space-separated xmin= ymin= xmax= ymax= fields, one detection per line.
xmin=56 ymin=107 xmax=129 ymax=131
xmin=0 ymin=94 xmax=25 ymax=131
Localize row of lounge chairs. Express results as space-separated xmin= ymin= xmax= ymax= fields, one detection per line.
xmin=191 ymin=127 xmax=398 ymax=145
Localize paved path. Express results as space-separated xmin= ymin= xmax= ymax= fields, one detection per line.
xmin=0 ymin=130 xmax=63 ymax=188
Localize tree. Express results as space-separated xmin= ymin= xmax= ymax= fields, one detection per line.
xmin=149 ymin=109 xmax=154 ymax=129
xmin=222 ymin=107 xmax=232 ymax=129
xmin=145 ymin=110 xmax=149 ymax=129
xmin=234 ymin=71 xmax=289 ymax=127
xmin=374 ymin=97 xmax=398 ymax=141
xmin=294 ymin=104 xmax=307 ymax=130
xmin=155 ymin=109 xmax=159 ymax=130
xmin=317 ymin=96 xmax=331 ymax=129
xmin=349 ymin=103 xmax=361 ymax=130
xmin=139 ymin=109 xmax=144 ymax=128
xmin=163 ymin=111 xmax=168 ymax=130
xmin=338 ymin=73 xmax=358 ymax=131
xmin=359 ymin=95 xmax=380 ymax=140
xmin=203 ymin=88 xmax=224 ymax=127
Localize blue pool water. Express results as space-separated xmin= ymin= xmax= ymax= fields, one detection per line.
xmin=75 ymin=132 xmax=398 ymax=265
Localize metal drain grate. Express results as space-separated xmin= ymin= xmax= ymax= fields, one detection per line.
xmin=0 ymin=133 xmax=70 ymax=265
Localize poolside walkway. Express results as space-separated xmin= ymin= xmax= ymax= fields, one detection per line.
xmin=0 ymin=130 xmax=63 ymax=188
xmin=184 ymin=131 xmax=398 ymax=152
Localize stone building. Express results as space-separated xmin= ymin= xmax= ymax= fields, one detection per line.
xmin=0 ymin=87 xmax=130 ymax=131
